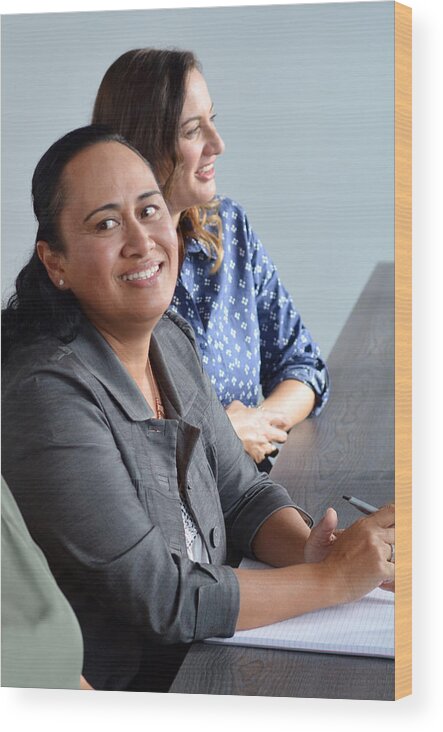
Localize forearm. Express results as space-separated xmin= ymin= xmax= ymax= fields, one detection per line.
xmin=251 ymin=506 xmax=310 ymax=567
xmin=233 ymin=561 xmax=338 ymax=630
xmin=261 ymin=379 xmax=315 ymax=429
xmin=234 ymin=504 xmax=396 ymax=631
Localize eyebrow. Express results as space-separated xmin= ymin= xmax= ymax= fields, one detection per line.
xmin=83 ymin=190 xmax=162 ymax=223
xmin=180 ymin=103 xmax=214 ymax=128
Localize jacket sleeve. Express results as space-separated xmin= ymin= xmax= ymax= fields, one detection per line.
xmin=242 ymin=209 xmax=330 ymax=415
xmin=206 ymin=365 xmax=313 ymax=556
xmin=1 ymin=478 xmax=84 ymax=689
xmin=168 ymin=311 xmax=313 ymax=557
xmin=2 ymin=361 xmax=239 ymax=646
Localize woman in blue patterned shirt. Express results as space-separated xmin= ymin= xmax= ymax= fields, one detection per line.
xmin=92 ymin=49 xmax=330 ymax=464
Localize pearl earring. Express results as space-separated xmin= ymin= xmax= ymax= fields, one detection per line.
xmin=59 ymin=279 xmax=65 ymax=287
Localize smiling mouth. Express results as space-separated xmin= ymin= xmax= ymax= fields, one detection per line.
xmin=119 ymin=264 xmax=161 ymax=282
xmin=196 ymin=163 xmax=214 ymax=175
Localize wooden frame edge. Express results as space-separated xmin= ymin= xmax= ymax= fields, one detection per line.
xmin=394 ymin=0 xmax=412 ymax=701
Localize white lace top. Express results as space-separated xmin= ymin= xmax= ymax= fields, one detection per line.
xmin=180 ymin=497 xmax=210 ymax=563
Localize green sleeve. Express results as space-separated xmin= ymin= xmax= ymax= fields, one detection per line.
xmin=1 ymin=478 xmax=83 ymax=689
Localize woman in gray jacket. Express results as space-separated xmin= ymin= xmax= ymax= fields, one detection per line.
xmin=2 ymin=126 xmax=394 ymax=692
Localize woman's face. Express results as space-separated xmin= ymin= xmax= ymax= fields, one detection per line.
xmin=167 ymin=68 xmax=225 ymax=220
xmin=46 ymin=142 xmax=178 ymax=338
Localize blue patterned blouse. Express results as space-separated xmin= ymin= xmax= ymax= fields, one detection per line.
xmin=170 ymin=197 xmax=329 ymax=415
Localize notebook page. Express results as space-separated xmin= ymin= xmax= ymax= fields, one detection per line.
xmin=207 ymin=559 xmax=394 ymax=658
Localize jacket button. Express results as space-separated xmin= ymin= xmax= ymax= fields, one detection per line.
xmin=210 ymin=527 xmax=220 ymax=548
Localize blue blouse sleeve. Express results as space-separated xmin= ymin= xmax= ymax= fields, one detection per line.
xmin=243 ymin=210 xmax=330 ymax=415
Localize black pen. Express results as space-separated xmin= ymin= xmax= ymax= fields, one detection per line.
xmin=342 ymin=495 xmax=378 ymax=515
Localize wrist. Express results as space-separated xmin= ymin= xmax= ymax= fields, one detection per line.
xmin=319 ymin=557 xmax=352 ymax=606
xmin=313 ymin=561 xmax=346 ymax=609
xmin=287 ymin=562 xmax=342 ymax=615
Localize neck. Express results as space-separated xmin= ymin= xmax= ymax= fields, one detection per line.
xmin=85 ymin=314 xmax=164 ymax=413
xmin=98 ymin=325 xmax=160 ymax=410
xmin=170 ymin=206 xmax=185 ymax=230
xmin=91 ymin=320 xmax=153 ymax=384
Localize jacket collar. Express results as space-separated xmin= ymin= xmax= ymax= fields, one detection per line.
xmin=70 ymin=316 xmax=198 ymax=422
xmin=150 ymin=314 xmax=199 ymax=419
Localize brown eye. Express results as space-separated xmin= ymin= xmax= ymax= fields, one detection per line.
xmin=97 ymin=219 xmax=118 ymax=231
xmin=141 ymin=205 xmax=158 ymax=219
xmin=184 ymin=126 xmax=200 ymax=139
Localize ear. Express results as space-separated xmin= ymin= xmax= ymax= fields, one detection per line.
xmin=36 ymin=241 xmax=67 ymax=290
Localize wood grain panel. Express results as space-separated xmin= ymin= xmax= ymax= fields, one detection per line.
xmin=394 ymin=1 xmax=412 ymax=701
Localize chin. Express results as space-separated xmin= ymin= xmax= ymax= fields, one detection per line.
xmin=195 ymin=189 xmax=217 ymax=207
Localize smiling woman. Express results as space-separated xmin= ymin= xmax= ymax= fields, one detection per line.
xmin=37 ymin=142 xmax=178 ymax=343
xmin=2 ymin=125 xmax=394 ymax=693
xmin=167 ymin=68 xmax=225 ymax=217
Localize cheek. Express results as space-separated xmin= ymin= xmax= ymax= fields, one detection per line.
xmin=178 ymin=143 xmax=198 ymax=178
xmin=160 ymin=228 xmax=179 ymax=271
xmin=65 ymin=244 xmax=114 ymax=283
xmin=167 ymin=237 xmax=179 ymax=270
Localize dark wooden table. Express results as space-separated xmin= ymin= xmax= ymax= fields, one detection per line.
xmin=170 ymin=262 xmax=394 ymax=700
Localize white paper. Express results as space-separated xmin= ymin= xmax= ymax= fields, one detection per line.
xmin=207 ymin=559 xmax=394 ymax=658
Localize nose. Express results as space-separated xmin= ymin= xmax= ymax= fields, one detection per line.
xmin=203 ymin=125 xmax=225 ymax=157
xmin=121 ymin=218 xmax=156 ymax=258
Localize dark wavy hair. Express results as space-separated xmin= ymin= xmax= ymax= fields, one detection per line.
xmin=92 ymin=48 xmax=223 ymax=272
xmin=2 ymin=125 xmax=153 ymax=364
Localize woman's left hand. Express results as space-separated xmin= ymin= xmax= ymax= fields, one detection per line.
xmin=225 ymin=400 xmax=288 ymax=463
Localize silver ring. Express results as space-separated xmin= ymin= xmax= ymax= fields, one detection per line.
xmin=389 ymin=543 xmax=395 ymax=563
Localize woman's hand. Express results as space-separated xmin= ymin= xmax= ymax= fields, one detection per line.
xmin=322 ymin=505 xmax=395 ymax=604
xmin=260 ymin=380 xmax=316 ymax=431
xmin=304 ymin=507 xmax=339 ymax=563
xmin=80 ymin=675 xmax=94 ymax=690
xmin=235 ymin=504 xmax=394 ymax=630
xmin=226 ymin=400 xmax=288 ymax=463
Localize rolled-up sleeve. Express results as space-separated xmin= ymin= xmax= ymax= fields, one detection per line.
xmin=245 ymin=215 xmax=330 ymax=415
xmin=204 ymin=362 xmax=310 ymax=557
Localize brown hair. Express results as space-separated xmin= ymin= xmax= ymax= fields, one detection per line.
xmin=92 ymin=48 xmax=223 ymax=272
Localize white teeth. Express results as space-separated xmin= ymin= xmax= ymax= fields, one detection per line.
xmin=121 ymin=264 xmax=160 ymax=282
xmin=198 ymin=163 xmax=213 ymax=174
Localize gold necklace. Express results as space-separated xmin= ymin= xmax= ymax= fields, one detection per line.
xmin=146 ymin=358 xmax=165 ymax=419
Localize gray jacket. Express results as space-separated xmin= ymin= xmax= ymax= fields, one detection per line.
xmin=2 ymin=311 xmax=303 ymax=690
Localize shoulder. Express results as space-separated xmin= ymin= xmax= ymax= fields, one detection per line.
xmin=2 ymin=335 xmax=94 ymax=408
xmin=160 ymin=309 xmax=198 ymax=343
xmin=154 ymin=311 xmax=211 ymax=402
xmin=216 ymin=195 xmax=248 ymax=222
xmin=215 ymin=196 xmax=259 ymax=253
xmin=156 ymin=310 xmax=201 ymax=362
xmin=3 ymin=336 xmax=70 ymax=384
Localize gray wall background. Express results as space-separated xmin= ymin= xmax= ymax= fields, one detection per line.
xmin=1 ymin=2 xmax=394 ymax=358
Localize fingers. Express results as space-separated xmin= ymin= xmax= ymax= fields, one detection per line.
xmin=382 ymin=559 xmax=395 ymax=584
xmin=247 ymin=441 xmax=275 ymax=463
xmin=257 ymin=407 xmax=290 ymax=431
xmin=324 ymin=507 xmax=338 ymax=530
xmin=382 ymin=528 xmax=395 ymax=546
xmin=332 ymin=528 xmax=345 ymax=538
xmin=304 ymin=508 xmax=338 ymax=563
xmin=256 ymin=412 xmax=287 ymax=444
xmin=370 ymin=504 xmax=395 ymax=528
xmin=380 ymin=580 xmax=395 ymax=593
xmin=266 ymin=412 xmax=290 ymax=430
xmin=315 ymin=507 xmax=338 ymax=538
xmin=321 ymin=508 xmax=396 ymax=603
xmin=261 ymin=424 xmax=287 ymax=444
xmin=260 ymin=442 xmax=276 ymax=459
